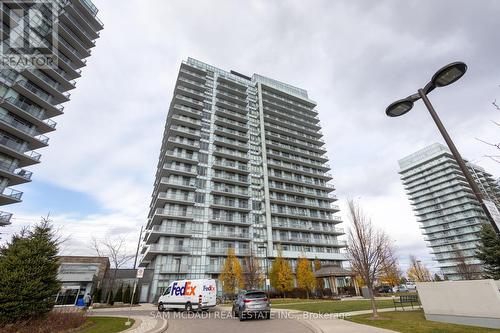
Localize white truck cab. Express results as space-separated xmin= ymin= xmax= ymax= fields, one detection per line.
xmin=157 ymin=279 xmax=217 ymax=312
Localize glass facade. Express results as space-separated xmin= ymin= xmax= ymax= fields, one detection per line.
xmin=140 ymin=58 xmax=345 ymax=301
xmin=399 ymin=143 xmax=500 ymax=280
xmin=0 ymin=0 xmax=103 ymax=226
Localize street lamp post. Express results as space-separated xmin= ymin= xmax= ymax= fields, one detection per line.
xmin=386 ymin=61 xmax=500 ymax=234
xmin=258 ymin=245 xmax=269 ymax=294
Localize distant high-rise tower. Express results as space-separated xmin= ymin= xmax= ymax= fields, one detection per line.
xmin=0 ymin=0 xmax=103 ymax=226
xmin=399 ymin=143 xmax=500 ymax=280
xmin=140 ymin=58 xmax=346 ymax=301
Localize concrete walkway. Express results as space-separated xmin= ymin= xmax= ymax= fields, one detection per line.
xmin=89 ymin=304 xmax=167 ymax=333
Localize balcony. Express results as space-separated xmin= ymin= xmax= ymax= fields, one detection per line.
xmin=22 ymin=69 xmax=72 ymax=103
xmin=58 ymin=21 xmax=91 ymax=56
xmin=174 ymin=94 xmax=204 ymax=110
xmin=176 ymin=85 xmax=205 ymax=101
xmin=210 ymin=199 xmax=250 ymax=212
xmin=213 ymin=147 xmax=249 ymax=162
xmin=271 ymin=207 xmax=336 ymax=221
xmin=214 ymin=116 xmax=248 ymax=132
xmin=0 ymin=113 xmax=49 ymax=150
xmin=263 ymin=105 xmax=320 ymax=127
xmin=208 ymin=230 xmax=251 ymax=240
xmin=266 ymin=149 xmax=329 ymax=170
xmin=212 ymin=173 xmax=248 ymax=185
xmin=213 ymin=136 xmax=249 ymax=151
xmin=162 ymin=164 xmax=197 ymax=177
xmin=150 ymin=208 xmax=194 ymax=225
xmin=12 ymin=81 xmax=64 ymax=118
xmin=264 ymin=122 xmax=322 ymax=144
xmin=62 ymin=6 xmax=99 ymax=44
xmin=216 ymin=90 xmax=247 ymax=106
xmin=145 ymin=225 xmax=195 ymax=244
xmin=178 ymin=76 xmax=206 ymax=92
xmin=0 ymin=135 xmax=41 ymax=167
xmin=0 ymin=187 xmax=22 ymax=205
xmin=166 ymin=137 xmax=200 ymax=151
xmin=169 ymin=125 xmax=201 ymax=139
xmin=165 ymin=150 xmax=199 ymax=164
xmin=265 ymin=131 xmax=326 ymax=151
xmin=0 ymin=160 xmax=32 ymax=185
xmin=206 ymin=247 xmax=249 ymax=256
xmin=155 ymin=192 xmax=195 ymax=205
xmin=214 ymin=125 xmax=249 ymax=141
xmin=217 ymin=82 xmax=247 ymax=98
xmin=170 ymin=114 xmax=202 ymax=128
xmin=215 ymin=98 xmax=247 ymax=114
xmin=142 ymin=244 xmax=191 ymax=261
xmin=71 ymin=0 xmax=104 ymax=31
xmin=267 ymin=158 xmax=332 ymax=180
xmin=272 ymin=221 xmax=343 ymax=235
xmin=217 ymin=76 xmax=247 ymax=91
xmin=214 ymin=107 xmax=248 ymax=123
xmin=156 ymin=177 xmax=196 ymax=192
xmin=209 ymin=215 xmax=250 ymax=225
xmin=211 ymin=186 xmax=249 ymax=198
xmin=0 ymin=211 xmax=12 ymax=226
xmin=172 ymin=104 xmax=203 ymax=119
xmin=212 ymin=160 xmax=249 ymax=174
xmin=179 ymin=68 xmax=206 ymax=83
xmin=264 ymin=114 xmax=322 ymax=137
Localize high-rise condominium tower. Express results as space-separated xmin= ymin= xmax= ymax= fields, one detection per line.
xmin=0 ymin=0 xmax=103 ymax=226
xmin=399 ymin=143 xmax=500 ymax=280
xmin=140 ymin=58 xmax=346 ymax=301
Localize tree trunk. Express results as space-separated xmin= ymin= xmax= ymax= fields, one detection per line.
xmin=306 ymin=290 xmax=309 ymax=299
xmin=368 ymin=283 xmax=378 ymax=319
xmin=107 ymin=269 xmax=118 ymax=304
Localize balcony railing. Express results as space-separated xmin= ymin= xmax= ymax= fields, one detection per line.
xmin=212 ymin=186 xmax=249 ymax=196
xmin=207 ymin=247 xmax=249 ymax=255
xmin=154 ymin=208 xmax=193 ymax=218
xmin=212 ymin=160 xmax=248 ymax=171
xmin=1 ymin=187 xmax=22 ymax=200
xmin=0 ymin=211 xmax=12 ymax=224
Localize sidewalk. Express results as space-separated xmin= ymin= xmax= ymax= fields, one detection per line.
xmin=273 ymin=306 xmax=422 ymax=333
xmin=89 ymin=304 xmax=167 ymax=333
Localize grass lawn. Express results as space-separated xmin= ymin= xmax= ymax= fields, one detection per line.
xmin=78 ymin=317 xmax=134 ymax=333
xmin=272 ymin=299 xmax=395 ymax=313
xmin=270 ymin=298 xmax=331 ymax=305
xmin=347 ymin=310 xmax=500 ymax=333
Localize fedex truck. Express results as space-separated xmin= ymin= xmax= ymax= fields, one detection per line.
xmin=157 ymin=279 xmax=217 ymax=312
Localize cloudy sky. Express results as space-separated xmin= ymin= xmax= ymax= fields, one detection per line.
xmin=2 ymin=0 xmax=500 ymax=274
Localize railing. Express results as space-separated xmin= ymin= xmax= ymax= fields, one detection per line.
xmin=214 ymin=125 xmax=249 ymax=139
xmin=171 ymin=114 xmax=202 ymax=126
xmin=212 ymin=160 xmax=248 ymax=171
xmin=0 ymin=160 xmax=32 ymax=180
xmin=151 ymin=225 xmax=195 ymax=234
xmin=210 ymin=216 xmax=250 ymax=224
xmin=212 ymin=173 xmax=248 ymax=183
xmin=157 ymin=192 xmax=195 ymax=202
xmin=16 ymin=80 xmax=51 ymax=103
xmin=176 ymin=94 xmax=203 ymax=106
xmin=212 ymin=186 xmax=249 ymax=196
xmin=170 ymin=125 xmax=200 ymax=136
xmin=1 ymin=187 xmax=22 ymax=200
xmin=215 ymin=116 xmax=248 ymax=129
xmin=163 ymin=164 xmax=196 ymax=173
xmin=214 ymin=136 xmax=248 ymax=149
xmin=173 ymin=104 xmax=202 ymax=115
xmin=159 ymin=177 xmax=196 ymax=188
xmin=62 ymin=9 xmax=96 ymax=41
xmin=0 ymin=112 xmax=37 ymax=136
xmin=180 ymin=68 xmax=206 ymax=80
xmin=167 ymin=138 xmax=200 ymax=148
xmin=214 ymin=147 xmax=248 ymax=159
xmin=211 ymin=200 xmax=249 ymax=209
xmin=148 ymin=244 xmax=191 ymax=253
xmin=0 ymin=211 xmax=12 ymax=224
xmin=154 ymin=208 xmax=193 ymax=218
xmin=165 ymin=151 xmax=198 ymax=161
xmin=209 ymin=230 xmax=250 ymax=239
xmin=3 ymin=97 xmax=45 ymax=120
xmin=207 ymin=247 xmax=249 ymax=255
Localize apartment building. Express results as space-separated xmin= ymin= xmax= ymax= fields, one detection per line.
xmin=0 ymin=0 xmax=103 ymax=225
xmin=399 ymin=143 xmax=500 ymax=280
xmin=140 ymin=58 xmax=346 ymax=301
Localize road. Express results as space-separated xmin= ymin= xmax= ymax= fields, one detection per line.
xmin=90 ymin=305 xmax=313 ymax=333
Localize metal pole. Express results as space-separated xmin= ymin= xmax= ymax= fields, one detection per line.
xmin=418 ymin=89 xmax=500 ymax=234
xmin=126 ymin=279 xmax=137 ymax=326
xmin=264 ymin=246 xmax=269 ymax=294
xmin=133 ymin=226 xmax=143 ymax=269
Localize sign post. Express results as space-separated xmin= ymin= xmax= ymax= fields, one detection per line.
xmin=126 ymin=268 xmax=144 ymax=326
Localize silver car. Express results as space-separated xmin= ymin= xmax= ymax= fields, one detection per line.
xmin=232 ymin=290 xmax=271 ymax=321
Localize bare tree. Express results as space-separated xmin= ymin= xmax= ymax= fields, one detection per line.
xmin=91 ymin=236 xmax=134 ymax=303
xmin=477 ymin=91 xmax=500 ymax=163
xmin=407 ymin=255 xmax=431 ymax=282
xmin=346 ymin=199 xmax=395 ymax=319
xmin=243 ymin=249 xmax=263 ymax=290
xmin=454 ymin=249 xmax=481 ymax=280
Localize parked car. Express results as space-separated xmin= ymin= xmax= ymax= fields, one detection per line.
xmin=406 ymin=282 xmax=417 ymax=291
xmin=393 ymin=285 xmax=409 ymax=293
xmin=232 ymin=290 xmax=270 ymax=321
xmin=377 ymin=285 xmax=393 ymax=293
xmin=157 ymin=279 xmax=217 ymax=312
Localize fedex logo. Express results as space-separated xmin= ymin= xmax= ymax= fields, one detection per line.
xmin=203 ymin=285 xmax=215 ymax=292
xmin=171 ymin=281 xmax=196 ymax=296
